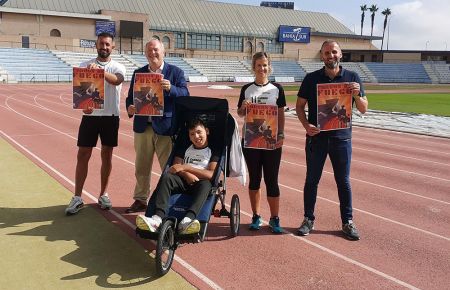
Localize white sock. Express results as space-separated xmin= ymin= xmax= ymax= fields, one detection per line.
xmin=151 ymin=215 xmax=162 ymax=224
xmin=181 ymin=217 xmax=192 ymax=224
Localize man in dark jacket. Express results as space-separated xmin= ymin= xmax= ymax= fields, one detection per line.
xmin=125 ymin=38 xmax=189 ymax=213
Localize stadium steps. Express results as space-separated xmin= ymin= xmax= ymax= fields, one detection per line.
xmin=126 ymin=54 xmax=203 ymax=81
xmin=356 ymin=63 xmax=378 ymax=83
xmin=422 ymin=63 xmax=440 ymax=84
xmin=271 ymin=61 xmax=306 ymax=82
xmin=365 ymin=63 xmax=432 ymax=83
xmin=52 ymin=50 xmax=137 ymax=81
xmin=423 ymin=61 xmax=450 ymax=84
xmin=0 ymin=48 xmax=72 ymax=82
xmin=184 ymin=58 xmax=252 ymax=82
xmin=298 ymin=61 xmax=374 ymax=83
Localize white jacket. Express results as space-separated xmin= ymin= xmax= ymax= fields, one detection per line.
xmin=229 ymin=115 xmax=247 ymax=185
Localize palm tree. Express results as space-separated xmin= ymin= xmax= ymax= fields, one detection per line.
xmin=381 ymin=8 xmax=392 ymax=50
xmin=369 ymin=4 xmax=379 ymax=37
xmin=360 ymin=5 xmax=368 ymax=36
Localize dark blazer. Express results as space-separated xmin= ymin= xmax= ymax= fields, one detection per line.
xmin=126 ymin=62 xmax=189 ymax=135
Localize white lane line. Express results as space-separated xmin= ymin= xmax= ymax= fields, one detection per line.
xmin=0 ymin=89 xmax=434 ymax=289
xmin=278 ymin=182 xmax=450 ymax=241
xmin=282 ymin=131 xmax=449 ymax=166
xmin=283 ymin=144 xmax=450 ymax=182
xmin=4 ymin=92 xmax=440 ymax=289
xmin=0 ymin=130 xmax=222 ymax=290
xmin=283 ymin=132 xmax=450 ymax=162
xmin=281 ymin=159 xmax=450 ymax=205
xmin=11 ymin=94 xmax=449 ymax=227
xmin=281 ymin=130 xmax=450 ymax=159
xmin=234 ymin=206 xmax=420 ymax=290
xmin=237 ymin=115 xmax=450 ymax=157
xmin=356 ymin=159 xmax=450 ymax=182
xmin=7 ymin=95 xmax=134 ymax=139
xmin=34 ymin=93 xmax=134 ymax=125
xmin=10 ymin=133 xmax=78 ymax=137
xmin=281 ymin=118 xmax=450 ymax=155
xmin=352 ymin=146 xmax=450 ymax=167
xmin=4 ymin=96 xmax=134 ymax=166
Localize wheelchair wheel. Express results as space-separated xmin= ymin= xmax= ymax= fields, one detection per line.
xmin=230 ymin=194 xmax=240 ymax=237
xmin=155 ymin=220 xmax=176 ymax=276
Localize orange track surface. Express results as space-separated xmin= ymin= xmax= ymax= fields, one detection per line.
xmin=1 ymin=83 xmax=449 ymax=289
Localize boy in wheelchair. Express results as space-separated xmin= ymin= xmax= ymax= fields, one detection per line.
xmin=136 ymin=118 xmax=220 ymax=235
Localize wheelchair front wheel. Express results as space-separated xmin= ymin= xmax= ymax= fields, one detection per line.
xmin=230 ymin=194 xmax=240 ymax=237
xmin=156 ymin=220 xmax=176 ymax=276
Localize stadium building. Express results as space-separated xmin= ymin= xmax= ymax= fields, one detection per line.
xmin=0 ymin=0 xmax=380 ymax=60
xmin=0 ymin=0 xmax=449 ymax=83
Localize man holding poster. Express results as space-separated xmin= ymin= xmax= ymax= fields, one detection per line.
xmin=296 ymin=40 xmax=368 ymax=240
xmin=125 ymin=38 xmax=189 ymax=213
xmin=66 ymin=32 xmax=126 ymax=215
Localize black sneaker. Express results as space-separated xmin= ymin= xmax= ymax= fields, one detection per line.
xmin=342 ymin=221 xmax=360 ymax=240
xmin=297 ymin=217 xmax=314 ymax=236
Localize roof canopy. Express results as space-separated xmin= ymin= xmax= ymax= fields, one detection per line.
xmin=3 ymin=0 xmax=355 ymax=38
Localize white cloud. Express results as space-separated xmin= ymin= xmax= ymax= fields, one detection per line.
xmin=382 ymin=0 xmax=450 ymax=50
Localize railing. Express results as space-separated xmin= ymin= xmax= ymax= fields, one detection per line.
xmin=0 ymin=74 xmax=9 ymax=83
xmin=0 ymin=41 xmax=49 ymax=50
xmin=19 ymin=73 xmax=72 ymax=83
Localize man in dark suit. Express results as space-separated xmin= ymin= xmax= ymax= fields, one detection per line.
xmin=125 ymin=38 xmax=190 ymax=212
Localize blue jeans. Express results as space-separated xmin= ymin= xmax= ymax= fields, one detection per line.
xmin=303 ymin=135 xmax=353 ymax=224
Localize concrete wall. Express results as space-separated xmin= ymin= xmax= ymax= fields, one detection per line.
xmin=383 ymin=52 xmax=422 ymax=63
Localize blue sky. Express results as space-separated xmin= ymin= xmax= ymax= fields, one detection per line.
xmin=208 ymin=0 xmax=449 ymax=51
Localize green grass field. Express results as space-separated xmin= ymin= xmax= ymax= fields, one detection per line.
xmin=361 ymin=93 xmax=450 ymax=116
xmin=231 ymin=83 xmax=450 ymax=116
xmin=284 ymin=93 xmax=450 ymax=116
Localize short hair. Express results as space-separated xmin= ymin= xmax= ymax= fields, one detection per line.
xmin=187 ymin=117 xmax=208 ymax=131
xmin=320 ymin=39 xmax=341 ymax=52
xmin=251 ymin=51 xmax=273 ymax=75
xmin=97 ymin=32 xmax=115 ymax=41
xmin=146 ymin=38 xmax=165 ymax=51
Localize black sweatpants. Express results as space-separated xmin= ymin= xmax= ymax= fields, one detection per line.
xmin=152 ymin=173 xmax=212 ymax=220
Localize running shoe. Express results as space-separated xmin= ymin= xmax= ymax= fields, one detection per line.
xmin=269 ymin=216 xmax=283 ymax=234
xmin=297 ymin=217 xmax=314 ymax=236
xmin=342 ymin=220 xmax=360 ymax=240
xmin=178 ymin=217 xmax=201 ymax=235
xmin=249 ymin=214 xmax=263 ymax=230
xmin=136 ymin=214 xmax=162 ymax=232
xmin=65 ymin=196 xmax=84 ymax=215
xmin=98 ymin=195 xmax=112 ymax=210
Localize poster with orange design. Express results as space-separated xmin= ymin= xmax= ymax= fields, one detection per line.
xmin=72 ymin=67 xmax=105 ymax=110
xmin=244 ymin=104 xmax=278 ymax=150
xmin=317 ymin=83 xmax=352 ymax=131
xmin=133 ymin=73 xmax=164 ymax=116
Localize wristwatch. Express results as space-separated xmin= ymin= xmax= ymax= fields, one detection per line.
xmin=277 ymin=132 xmax=285 ymax=139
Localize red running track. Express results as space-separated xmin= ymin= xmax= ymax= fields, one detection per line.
xmin=1 ymin=84 xmax=449 ymax=289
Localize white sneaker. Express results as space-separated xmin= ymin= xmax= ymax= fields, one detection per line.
xmin=65 ymin=196 xmax=84 ymax=215
xmin=178 ymin=217 xmax=201 ymax=235
xmin=98 ymin=195 xmax=112 ymax=210
xmin=136 ymin=214 xmax=162 ymax=232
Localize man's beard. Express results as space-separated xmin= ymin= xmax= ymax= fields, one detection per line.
xmin=324 ymin=59 xmax=339 ymax=69
xmin=98 ymin=49 xmax=110 ymax=59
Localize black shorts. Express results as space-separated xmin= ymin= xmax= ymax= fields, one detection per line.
xmin=77 ymin=115 xmax=120 ymax=147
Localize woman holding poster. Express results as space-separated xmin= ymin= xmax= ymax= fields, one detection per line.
xmin=237 ymin=52 xmax=286 ymax=234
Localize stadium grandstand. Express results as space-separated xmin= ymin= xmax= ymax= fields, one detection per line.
xmin=0 ymin=0 xmax=449 ymax=83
